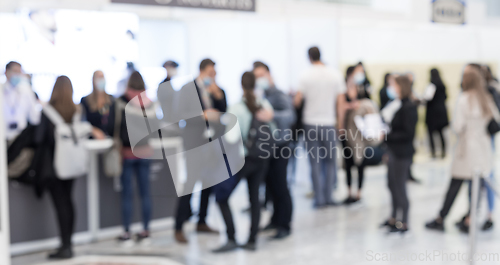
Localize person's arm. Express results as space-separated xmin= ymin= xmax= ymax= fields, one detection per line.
xmin=294 ymin=91 xmax=303 ymax=108
xmin=211 ymin=88 xmax=227 ymax=112
xmin=106 ymin=100 xmax=116 ymax=137
xmin=336 ymin=75 xmax=348 ymax=130
xmin=451 ymin=94 xmax=467 ymax=134
xmin=337 ymin=94 xmax=347 ymax=131
xmin=256 ymin=100 xmax=274 ymax=122
xmin=27 ymin=90 xmax=41 ymax=125
xmin=34 ymin=113 xmax=48 ymax=145
xmin=386 ymin=105 xmax=418 ymax=143
xmin=272 ymin=92 xmax=296 ymax=128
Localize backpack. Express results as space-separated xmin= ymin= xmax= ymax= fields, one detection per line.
xmin=245 ymin=117 xmax=273 ymax=159
xmin=42 ymin=105 xmax=92 ymax=179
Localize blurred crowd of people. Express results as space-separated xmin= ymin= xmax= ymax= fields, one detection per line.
xmin=3 ymin=46 xmax=500 ymax=259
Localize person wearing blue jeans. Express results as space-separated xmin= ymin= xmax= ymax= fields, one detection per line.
xmin=304 ymin=125 xmax=338 ymax=208
xmin=121 ymin=159 xmax=152 ymax=239
xmin=465 ymin=137 xmax=495 ymax=231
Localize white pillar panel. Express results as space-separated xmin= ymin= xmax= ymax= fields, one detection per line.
xmin=0 ymin=88 xmax=11 ymax=265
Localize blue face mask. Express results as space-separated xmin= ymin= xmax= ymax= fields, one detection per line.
xmin=203 ymin=77 xmax=213 ymax=87
xmin=387 ymin=86 xmax=397 ymax=100
xmin=256 ymin=77 xmax=270 ymax=91
xmin=9 ymin=75 xmax=22 ymax=87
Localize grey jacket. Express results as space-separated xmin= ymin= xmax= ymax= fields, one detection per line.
xmin=265 ymin=86 xmax=296 ymax=146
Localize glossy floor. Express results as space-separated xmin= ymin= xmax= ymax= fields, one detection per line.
xmin=12 ymin=153 xmax=500 ymax=265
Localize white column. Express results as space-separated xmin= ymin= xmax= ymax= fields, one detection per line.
xmin=0 ymin=91 xmax=11 ymax=265
xmin=469 ymin=171 xmax=480 ymax=265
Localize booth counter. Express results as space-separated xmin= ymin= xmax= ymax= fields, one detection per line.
xmin=8 ymin=138 xmax=183 ymax=255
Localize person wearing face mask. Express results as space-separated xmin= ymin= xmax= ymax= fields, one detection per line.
xmin=2 ymin=61 xmax=40 ymax=141
xmin=379 ymin=75 xmax=418 ymax=235
xmin=252 ymin=61 xmax=296 ymax=239
xmin=337 ymin=66 xmax=381 ymax=205
xmin=161 ymin=60 xmax=179 ymax=83
xmin=80 ymin=70 xmax=114 ymax=132
xmin=173 ymin=58 xmax=226 ymax=244
xmin=353 ymin=62 xmax=372 ymax=99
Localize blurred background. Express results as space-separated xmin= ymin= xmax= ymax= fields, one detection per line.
xmin=2 ymin=0 xmax=500 ymax=264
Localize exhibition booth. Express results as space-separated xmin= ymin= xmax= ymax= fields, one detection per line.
xmin=2 ymin=0 xmax=500 ymax=264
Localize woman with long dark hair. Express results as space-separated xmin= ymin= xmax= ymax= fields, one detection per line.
xmin=36 ymin=76 xmax=103 ymax=259
xmin=425 ymin=68 xmax=449 ymax=158
xmin=213 ymin=71 xmax=274 ymax=253
xmin=338 ymin=66 xmax=380 ymax=204
xmin=426 ymin=65 xmax=499 ymax=233
xmin=379 ymin=73 xmax=393 ymax=110
xmin=380 ymin=75 xmax=418 ymax=235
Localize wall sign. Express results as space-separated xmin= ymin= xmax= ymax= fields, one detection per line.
xmin=432 ymin=0 xmax=466 ymax=24
xmin=111 ymin=0 xmax=256 ymax=12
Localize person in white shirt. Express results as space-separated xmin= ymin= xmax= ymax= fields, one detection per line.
xmin=294 ymin=47 xmax=346 ymax=208
xmin=3 ymin=61 xmax=40 ymax=141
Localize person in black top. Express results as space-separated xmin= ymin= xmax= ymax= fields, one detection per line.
xmin=353 ymin=62 xmax=372 ymax=99
xmin=380 ymin=75 xmax=418 ymax=235
xmin=425 ymin=68 xmax=449 ymax=158
xmin=253 ymin=61 xmax=296 ymax=239
xmin=107 ymin=71 xmax=157 ymax=245
xmin=174 ymin=58 xmax=227 ymax=244
xmin=161 ymin=60 xmax=179 ymax=84
xmin=80 ymin=70 xmax=114 ymax=132
xmin=379 ymin=73 xmax=392 ymax=110
xmin=37 ymin=76 xmax=104 ymax=260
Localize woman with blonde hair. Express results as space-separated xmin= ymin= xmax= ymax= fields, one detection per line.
xmin=80 ymin=70 xmax=114 ymax=131
xmin=426 ymin=65 xmax=500 ymax=233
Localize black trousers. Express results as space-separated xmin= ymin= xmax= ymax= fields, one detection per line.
xmin=439 ymin=178 xmax=483 ymax=219
xmin=266 ymin=145 xmax=293 ymax=231
xmin=342 ymin=140 xmax=365 ymax=190
xmin=428 ymin=127 xmax=446 ymax=156
xmin=387 ymin=152 xmax=412 ymax=224
xmin=218 ymin=157 xmax=268 ymax=243
xmin=174 ymin=187 xmax=211 ymax=231
xmin=48 ymin=178 xmax=75 ymax=248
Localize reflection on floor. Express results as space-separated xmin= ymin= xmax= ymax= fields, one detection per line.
xmin=12 ymin=153 xmax=500 ymax=265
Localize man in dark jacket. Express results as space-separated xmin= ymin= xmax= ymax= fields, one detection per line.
xmin=253 ymin=61 xmax=296 ymax=239
xmin=174 ymin=58 xmax=226 ymax=243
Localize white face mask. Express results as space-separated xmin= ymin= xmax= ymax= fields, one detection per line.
xmin=254 ymin=87 xmax=264 ymax=100
xmin=354 ymin=72 xmax=365 ymax=85
xmin=256 ymin=77 xmax=270 ymax=91
xmin=95 ymin=78 xmax=106 ymax=91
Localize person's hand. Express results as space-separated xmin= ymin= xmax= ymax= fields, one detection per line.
xmin=92 ymin=127 xmax=105 ymax=140
xmin=379 ymin=131 xmax=386 ymax=141
xmin=256 ymin=109 xmax=273 ymax=122
xmin=349 ymin=101 xmax=360 ymax=110
xmin=204 ymin=108 xmax=220 ymax=121
xmin=207 ymin=82 xmax=223 ymax=100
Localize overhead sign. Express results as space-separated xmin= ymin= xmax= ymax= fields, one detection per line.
xmin=432 ymin=0 xmax=466 ymax=24
xmin=111 ymin=0 xmax=256 ymax=12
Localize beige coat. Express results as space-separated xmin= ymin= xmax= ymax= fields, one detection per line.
xmin=451 ymin=91 xmax=500 ymax=179
xmin=345 ymin=99 xmax=383 ymax=165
